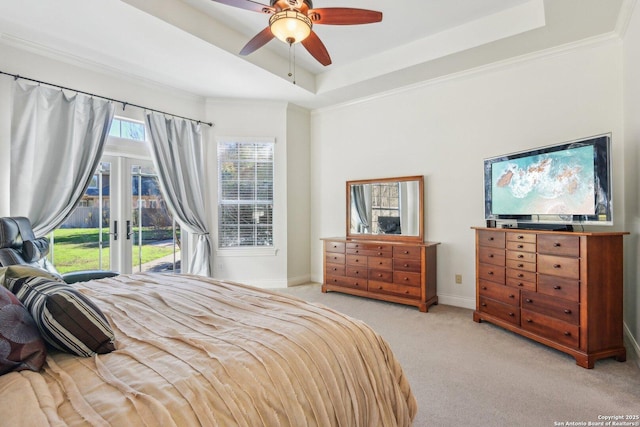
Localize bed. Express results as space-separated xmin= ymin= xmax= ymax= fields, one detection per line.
xmin=0 ymin=272 xmax=417 ymax=426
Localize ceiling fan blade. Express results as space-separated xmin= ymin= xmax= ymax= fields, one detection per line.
xmin=308 ymin=8 xmax=382 ymax=25
xmin=210 ymin=0 xmax=275 ymax=14
xmin=240 ymin=27 xmax=275 ymax=56
xmin=301 ymin=31 xmax=331 ymax=66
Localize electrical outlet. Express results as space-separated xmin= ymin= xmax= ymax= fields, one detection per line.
xmin=455 ymin=274 xmax=462 ymax=284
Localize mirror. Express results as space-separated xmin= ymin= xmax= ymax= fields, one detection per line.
xmin=346 ymin=175 xmax=424 ymax=242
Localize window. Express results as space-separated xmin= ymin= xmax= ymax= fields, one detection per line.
xmin=371 ymin=182 xmax=399 ymax=234
xmin=218 ymin=140 xmax=274 ymax=248
xmin=109 ymin=117 xmax=145 ymax=141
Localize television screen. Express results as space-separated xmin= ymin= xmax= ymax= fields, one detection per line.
xmin=484 ymin=134 xmax=612 ymax=226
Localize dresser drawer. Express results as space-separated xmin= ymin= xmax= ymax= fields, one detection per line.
xmin=478 ymin=263 xmax=505 ymax=284
xmin=325 ymin=263 xmax=345 ymax=276
xmin=478 ymin=246 xmax=505 ymax=266
xmin=506 ymin=250 xmax=536 ymax=263
xmin=537 ymin=274 xmax=579 ymax=302
xmin=506 ymin=268 xmax=536 ymax=283
xmin=346 ymin=266 xmax=368 ymax=279
xmin=369 ymin=256 xmax=393 ymax=270
xmin=369 ymin=269 xmax=393 ymax=283
xmin=538 ymin=254 xmax=579 ymax=279
xmin=506 ymin=232 xmax=536 ymax=244
xmin=521 ymin=291 xmax=579 ymax=325
xmin=325 ymin=241 xmax=346 ymax=253
xmin=478 ymin=280 xmax=519 ymax=306
xmin=538 ymin=235 xmax=580 ymax=257
xmin=521 ymin=309 xmax=579 ymax=348
xmin=478 ymin=230 xmax=505 ymax=248
xmin=393 ymin=246 xmax=421 ymax=259
xmin=325 ymin=253 xmax=345 ymax=265
xmin=347 ymin=243 xmax=392 ymax=257
xmin=369 ymin=280 xmax=421 ymax=299
xmin=505 ymin=276 xmax=536 ymax=292
xmin=506 ymin=259 xmax=536 ymax=273
xmin=346 ymin=254 xmax=368 ymax=267
xmin=478 ymin=296 xmax=520 ymax=325
xmin=347 ymin=242 xmax=393 ymax=252
xmin=393 ymin=271 xmax=422 ymax=287
xmin=325 ymin=275 xmax=367 ymax=291
xmin=506 ymin=241 xmax=536 ymax=253
xmin=393 ymin=258 xmax=421 ymax=272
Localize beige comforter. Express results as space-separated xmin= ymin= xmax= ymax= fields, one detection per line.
xmin=0 ymin=273 xmax=416 ymax=426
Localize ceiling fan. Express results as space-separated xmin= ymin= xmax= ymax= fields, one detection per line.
xmin=210 ymin=0 xmax=383 ymax=66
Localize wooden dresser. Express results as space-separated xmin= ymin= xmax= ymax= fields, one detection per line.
xmin=321 ymin=238 xmax=439 ymax=312
xmin=473 ymin=227 xmax=627 ymax=368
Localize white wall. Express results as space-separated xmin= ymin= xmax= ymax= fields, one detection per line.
xmin=623 ymin=2 xmax=640 ymax=358
xmin=310 ymin=41 xmax=625 ymax=312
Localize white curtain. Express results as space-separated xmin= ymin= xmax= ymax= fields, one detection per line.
xmin=145 ymin=113 xmax=211 ymax=276
xmin=10 ymin=81 xmax=115 ymax=236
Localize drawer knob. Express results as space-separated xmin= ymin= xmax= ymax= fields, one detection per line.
xmin=355 ymin=259 xmax=359 ymax=263
xmin=405 ymin=290 xmax=410 ymax=294
xmin=404 ymin=277 xmax=410 ymax=281
xmin=482 ymin=286 xmax=487 ymax=290
xmin=378 ymin=262 xmax=383 ymax=265
xmin=489 ymin=254 xmax=494 ymax=258
xmin=525 ymin=298 xmax=533 ymax=303
xmin=553 ymin=264 xmax=562 ymax=269
xmin=377 ymin=252 xmax=382 ymax=256
xmin=518 ymin=283 xmax=524 ymax=287
xmin=517 ymin=244 xmax=524 ymax=249
xmin=526 ymin=318 xmax=533 ymax=323
xmin=517 ymin=254 xmax=524 ymax=259
xmin=564 ymin=331 xmax=571 ymax=336
xmin=509 ymin=312 xmax=515 ymax=317
xmin=488 ymin=237 xmax=494 ymax=241
xmin=553 ymin=243 xmax=561 ymax=247
xmin=404 ymin=263 xmax=409 ymax=267
xmin=378 ymin=286 xmax=383 ymax=290
xmin=517 ymin=235 xmax=524 ymax=240
xmin=518 ymin=264 xmax=524 ymax=268
xmin=509 ymin=294 xmax=515 ymax=299
xmin=403 ymin=250 xmax=409 ymax=254
xmin=481 ymin=302 xmax=487 ymax=307
xmin=518 ymin=273 xmax=524 ymax=278
xmin=488 ymin=271 xmax=494 ymax=275
xmin=564 ymin=309 xmax=572 ymax=314
xmin=554 ymin=285 xmax=562 ymax=290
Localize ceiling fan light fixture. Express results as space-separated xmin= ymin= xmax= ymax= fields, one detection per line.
xmin=269 ymin=10 xmax=312 ymax=44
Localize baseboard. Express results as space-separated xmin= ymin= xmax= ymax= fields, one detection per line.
xmin=437 ymin=294 xmax=475 ymax=310
xmin=624 ymin=322 xmax=640 ymax=368
xmin=287 ymin=275 xmax=311 ymax=287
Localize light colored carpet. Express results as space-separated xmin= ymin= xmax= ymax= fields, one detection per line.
xmin=276 ymin=283 xmax=640 ymax=427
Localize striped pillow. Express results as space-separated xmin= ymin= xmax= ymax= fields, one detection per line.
xmin=5 ymin=276 xmax=115 ymax=357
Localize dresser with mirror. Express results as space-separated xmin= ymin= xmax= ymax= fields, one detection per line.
xmin=321 ymin=175 xmax=439 ymax=312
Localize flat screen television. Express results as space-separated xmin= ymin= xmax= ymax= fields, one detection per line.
xmin=484 ymin=134 xmax=612 ymax=228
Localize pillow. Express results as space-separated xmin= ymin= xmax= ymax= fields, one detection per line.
xmin=22 ymin=238 xmax=50 ymax=263
xmin=1 ymin=264 xmax=65 ymax=289
xmin=6 ymin=276 xmax=115 ymax=357
xmin=0 ymin=286 xmax=47 ymax=375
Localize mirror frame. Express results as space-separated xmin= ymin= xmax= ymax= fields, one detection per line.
xmin=346 ymin=175 xmax=424 ymax=242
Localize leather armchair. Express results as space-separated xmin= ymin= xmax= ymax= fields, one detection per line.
xmin=0 ymin=216 xmax=118 ymax=284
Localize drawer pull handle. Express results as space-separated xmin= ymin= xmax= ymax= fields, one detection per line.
xmin=404 ymin=263 xmax=409 ymax=267
xmin=518 ymin=274 xmax=524 ymax=278
xmin=404 ymin=277 xmax=410 ymax=281
xmin=378 ymin=286 xmax=383 ymax=290
xmin=518 ymin=264 xmax=524 ymax=268
xmin=488 ymin=237 xmax=494 ymax=241
xmin=378 ymin=274 xmax=382 ymax=277
xmin=517 ymin=255 xmax=524 ymax=259
xmin=378 ymin=262 xmax=383 ymax=265
xmin=488 ymin=254 xmax=494 ymax=258
xmin=526 ymin=319 xmax=533 ymax=323
xmin=509 ymin=294 xmax=515 ymax=299
xmin=553 ymin=243 xmax=561 ymax=247
xmin=377 ymin=252 xmax=382 ymax=256
xmin=481 ymin=302 xmax=487 ymax=307
xmin=564 ymin=309 xmax=572 ymax=314
xmin=564 ymin=331 xmax=571 ymax=336
xmin=525 ymin=298 xmax=533 ymax=303
xmin=509 ymin=312 xmax=515 ymax=317
xmin=553 ymin=264 xmax=562 ymax=269
xmin=355 ymin=259 xmax=359 ymax=263
xmin=488 ymin=271 xmax=494 ymax=275
xmin=554 ymin=285 xmax=562 ymax=290
xmin=403 ymin=250 xmax=409 ymax=254
xmin=405 ymin=290 xmax=410 ymax=294
xmin=377 ymin=246 xmax=382 ymax=249
xmin=482 ymin=286 xmax=487 ymax=290
xmin=518 ymin=283 xmax=524 ymax=287
xmin=517 ymin=235 xmax=524 ymax=240
xmin=517 ymin=244 xmax=524 ymax=249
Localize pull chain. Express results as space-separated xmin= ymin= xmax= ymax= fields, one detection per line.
xmin=288 ymin=42 xmax=297 ymax=85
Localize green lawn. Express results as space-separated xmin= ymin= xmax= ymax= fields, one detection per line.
xmin=51 ymin=227 xmax=176 ymax=273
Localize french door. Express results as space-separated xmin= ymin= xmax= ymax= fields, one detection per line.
xmin=54 ymin=156 xmax=180 ymax=275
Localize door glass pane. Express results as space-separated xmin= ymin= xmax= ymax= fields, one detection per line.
xmin=51 ymin=162 xmax=111 ymax=273
xmin=131 ymin=165 xmax=181 ymax=273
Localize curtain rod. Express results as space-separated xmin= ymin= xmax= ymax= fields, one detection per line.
xmin=0 ymin=70 xmax=214 ymax=127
